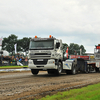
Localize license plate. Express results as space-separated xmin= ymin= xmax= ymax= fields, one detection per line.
xmin=37 ymin=59 xmax=43 ymax=61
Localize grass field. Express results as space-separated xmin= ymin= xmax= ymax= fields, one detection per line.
xmin=38 ymin=83 xmax=100 ymax=100
xmin=0 ymin=66 xmax=28 ymax=69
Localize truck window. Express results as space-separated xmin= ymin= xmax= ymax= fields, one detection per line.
xmin=29 ymin=40 xmax=54 ymax=50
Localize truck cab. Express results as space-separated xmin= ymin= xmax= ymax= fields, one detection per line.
xmin=28 ymin=35 xmax=63 ymax=75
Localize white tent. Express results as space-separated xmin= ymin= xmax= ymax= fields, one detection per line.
xmin=0 ymin=50 xmax=9 ymax=56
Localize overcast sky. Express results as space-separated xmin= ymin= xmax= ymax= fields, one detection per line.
xmin=0 ymin=0 xmax=100 ymax=53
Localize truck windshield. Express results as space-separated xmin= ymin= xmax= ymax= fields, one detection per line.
xmin=29 ymin=40 xmax=54 ymax=50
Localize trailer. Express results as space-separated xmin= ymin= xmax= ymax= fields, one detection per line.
xmin=68 ymin=44 xmax=100 ymax=73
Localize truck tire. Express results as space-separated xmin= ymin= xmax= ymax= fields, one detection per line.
xmin=86 ymin=65 xmax=90 ymax=73
xmin=56 ymin=62 xmax=62 ymax=75
xmin=66 ymin=65 xmax=76 ymax=75
xmin=71 ymin=65 xmax=76 ymax=75
xmin=31 ymin=69 xmax=39 ymax=75
xmin=95 ymin=67 xmax=99 ymax=72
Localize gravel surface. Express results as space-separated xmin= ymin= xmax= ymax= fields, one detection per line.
xmin=0 ymin=71 xmax=100 ymax=100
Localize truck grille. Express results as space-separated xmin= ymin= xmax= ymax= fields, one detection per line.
xmin=33 ymin=59 xmax=48 ymax=65
xmin=30 ymin=53 xmax=51 ymax=58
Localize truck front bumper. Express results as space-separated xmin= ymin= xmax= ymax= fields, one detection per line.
xmin=28 ymin=59 xmax=57 ymax=70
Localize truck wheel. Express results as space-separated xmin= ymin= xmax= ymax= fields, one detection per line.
xmin=31 ymin=69 xmax=39 ymax=75
xmin=71 ymin=66 xmax=76 ymax=75
xmin=95 ymin=67 xmax=99 ymax=72
xmin=56 ymin=62 xmax=62 ymax=75
xmin=66 ymin=65 xmax=76 ymax=75
xmin=87 ymin=65 xmax=90 ymax=73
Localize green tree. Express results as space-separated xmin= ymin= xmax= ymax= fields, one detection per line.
xmin=68 ymin=43 xmax=86 ymax=55
xmin=2 ymin=34 xmax=18 ymax=54
xmin=17 ymin=39 xmax=23 ymax=51
xmin=18 ymin=37 xmax=31 ymax=52
xmin=2 ymin=34 xmax=31 ymax=54
xmin=79 ymin=45 xmax=86 ymax=55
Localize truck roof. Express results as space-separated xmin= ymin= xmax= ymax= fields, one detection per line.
xmin=30 ymin=37 xmax=56 ymax=41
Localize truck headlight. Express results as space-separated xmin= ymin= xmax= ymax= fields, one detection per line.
xmin=49 ymin=61 xmax=55 ymax=64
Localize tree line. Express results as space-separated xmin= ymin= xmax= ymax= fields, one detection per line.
xmin=63 ymin=43 xmax=86 ymax=55
xmin=2 ymin=34 xmax=31 ymax=54
xmin=2 ymin=34 xmax=86 ymax=55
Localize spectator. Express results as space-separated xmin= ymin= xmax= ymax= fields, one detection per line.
xmin=19 ymin=57 xmax=22 ymax=62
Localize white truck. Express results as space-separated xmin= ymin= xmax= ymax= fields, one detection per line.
xmin=28 ymin=35 xmax=64 ymax=75
xmin=28 ymin=36 xmax=100 ymax=75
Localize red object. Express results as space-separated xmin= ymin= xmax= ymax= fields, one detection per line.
xmin=70 ymin=55 xmax=89 ymax=60
xmin=49 ymin=35 xmax=52 ymax=38
xmin=35 ymin=36 xmax=37 ymax=38
xmin=66 ymin=47 xmax=68 ymax=58
xmin=96 ymin=46 xmax=100 ymax=49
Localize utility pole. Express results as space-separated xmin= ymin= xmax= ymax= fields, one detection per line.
xmin=80 ymin=49 xmax=82 ymax=55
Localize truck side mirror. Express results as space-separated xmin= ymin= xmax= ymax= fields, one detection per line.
xmin=56 ymin=43 xmax=60 ymax=49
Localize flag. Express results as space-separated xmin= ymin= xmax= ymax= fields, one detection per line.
xmin=0 ymin=37 xmax=3 ymax=46
xmin=14 ymin=44 xmax=17 ymax=54
xmin=66 ymin=47 xmax=68 ymax=58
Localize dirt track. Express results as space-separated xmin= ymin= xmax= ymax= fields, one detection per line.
xmin=0 ymin=71 xmax=100 ymax=100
